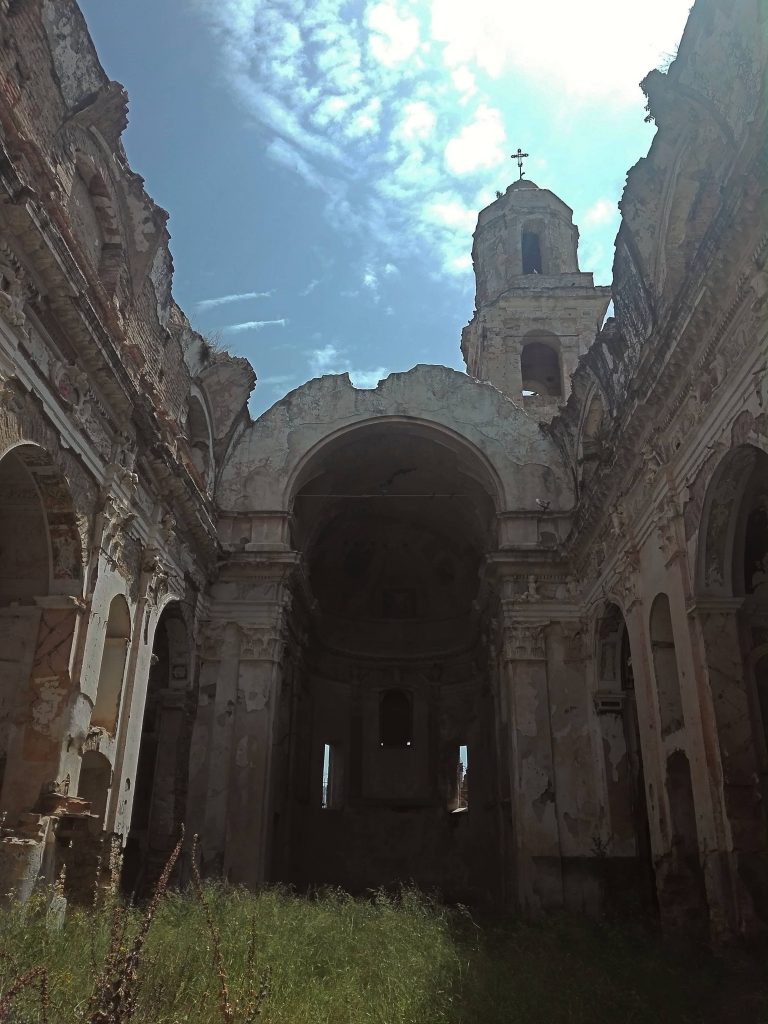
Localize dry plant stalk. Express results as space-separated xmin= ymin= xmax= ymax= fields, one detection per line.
xmin=88 ymin=825 xmax=185 ymax=1024
xmin=0 ymin=965 xmax=49 ymax=1023
xmin=191 ymin=834 xmax=235 ymax=1023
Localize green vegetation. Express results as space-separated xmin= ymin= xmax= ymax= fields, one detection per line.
xmin=0 ymin=883 xmax=765 ymax=1023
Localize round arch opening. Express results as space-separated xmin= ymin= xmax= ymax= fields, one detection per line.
xmin=272 ymin=420 xmax=502 ymax=901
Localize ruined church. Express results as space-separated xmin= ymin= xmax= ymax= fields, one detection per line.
xmin=0 ymin=0 xmax=766 ymax=941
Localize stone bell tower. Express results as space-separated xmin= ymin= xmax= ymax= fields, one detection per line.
xmin=461 ymin=175 xmax=611 ymax=412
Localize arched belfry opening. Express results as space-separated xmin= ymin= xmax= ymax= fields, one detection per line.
xmin=271 ymin=422 xmax=502 ymax=901
xmin=520 ymin=331 xmax=563 ymax=398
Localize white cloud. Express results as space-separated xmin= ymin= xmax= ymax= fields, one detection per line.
xmin=195 ymin=289 xmax=273 ymax=311
xmin=348 ymin=366 xmax=388 ymax=388
xmin=308 ymin=342 xmax=388 ymax=388
xmin=444 ymin=104 xmax=505 ymax=175
xmin=429 ymin=0 xmax=691 ymax=101
xmin=392 ymin=100 xmax=436 ymax=142
xmin=583 ymin=198 xmax=617 ymax=227
xmin=200 ymin=0 xmax=691 ymax=279
xmin=224 ymin=318 xmax=288 ymax=333
xmin=300 ymin=278 xmax=320 ymax=296
xmin=366 ymin=2 xmax=421 ymax=66
xmin=310 ymin=343 xmax=346 ymax=374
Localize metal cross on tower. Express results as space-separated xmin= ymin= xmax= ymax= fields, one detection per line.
xmin=511 ymin=147 xmax=529 ymax=180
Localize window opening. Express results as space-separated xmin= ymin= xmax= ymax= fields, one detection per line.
xmin=379 ymin=689 xmax=412 ymax=748
xmin=522 ymin=231 xmax=543 ymax=274
xmin=453 ymin=744 xmax=469 ymax=812
xmin=321 ymin=742 xmax=342 ymax=809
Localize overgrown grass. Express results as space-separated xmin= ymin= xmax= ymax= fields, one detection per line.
xmin=0 ymin=884 xmax=766 ymax=1023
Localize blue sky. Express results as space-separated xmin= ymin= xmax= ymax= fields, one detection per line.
xmin=78 ymin=0 xmax=692 ymax=416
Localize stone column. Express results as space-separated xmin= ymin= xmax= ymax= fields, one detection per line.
xmin=199 ymin=554 xmax=298 ymax=886
xmin=223 ymin=617 xmax=289 ymax=884
xmin=500 ymin=618 xmax=562 ymax=913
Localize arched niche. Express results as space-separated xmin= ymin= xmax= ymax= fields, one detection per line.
xmin=78 ymin=750 xmax=112 ymax=828
xmin=91 ymin=595 xmax=131 ymax=733
xmin=0 ymin=444 xmax=83 ymax=818
xmin=122 ymin=601 xmax=191 ymax=897
xmin=520 ymin=331 xmax=562 ymax=398
xmin=274 ymin=420 xmax=502 ymax=900
xmin=183 ymin=391 xmax=215 ymax=494
xmin=649 ymin=594 xmax=684 ymax=739
xmin=594 ymin=602 xmax=655 ymax=908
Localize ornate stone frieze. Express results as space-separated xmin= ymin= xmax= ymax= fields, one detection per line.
xmin=502 ymin=623 xmax=547 ymax=662
xmin=238 ymin=624 xmax=287 ymax=663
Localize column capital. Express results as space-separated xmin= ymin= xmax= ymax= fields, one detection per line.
xmin=502 ymin=621 xmax=548 ymax=662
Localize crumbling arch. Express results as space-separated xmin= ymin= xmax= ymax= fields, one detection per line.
xmin=520 ymin=331 xmax=562 ymax=398
xmin=0 ymin=443 xmax=83 ymax=818
xmin=287 ymin=416 xmax=504 ymax=516
xmin=184 ymin=388 xmax=215 ymax=494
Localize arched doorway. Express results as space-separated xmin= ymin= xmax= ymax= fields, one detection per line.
xmin=122 ymin=602 xmax=192 ymax=897
xmin=696 ymin=444 xmax=768 ymax=924
xmin=272 ymin=421 xmax=502 ymax=901
xmin=594 ymin=603 xmax=655 ymax=911
xmin=0 ymin=444 xmax=82 ymax=818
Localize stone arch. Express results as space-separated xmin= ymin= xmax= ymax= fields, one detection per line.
xmin=0 ymin=443 xmax=83 ymax=818
xmin=520 ymin=330 xmax=562 ymax=398
xmin=183 ymin=388 xmax=215 ymax=494
xmin=91 ymin=595 xmax=131 ymax=734
xmin=593 ymin=601 xmax=655 ymax=908
xmin=287 ymin=415 xmax=505 ymax=517
xmin=693 ymin=443 xmax=768 ymax=925
xmin=122 ymin=600 xmax=192 ymax=897
xmin=696 ymin=444 xmax=767 ymax=597
xmin=274 ymin=417 xmax=502 ymax=899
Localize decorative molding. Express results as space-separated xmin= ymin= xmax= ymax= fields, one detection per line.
xmin=503 ymin=622 xmax=547 ymax=662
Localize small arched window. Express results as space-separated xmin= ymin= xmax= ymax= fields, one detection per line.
xmin=521 ymin=341 xmax=562 ymax=397
xmin=379 ymin=689 xmax=412 ymax=748
xmin=522 ymin=231 xmax=543 ymax=274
